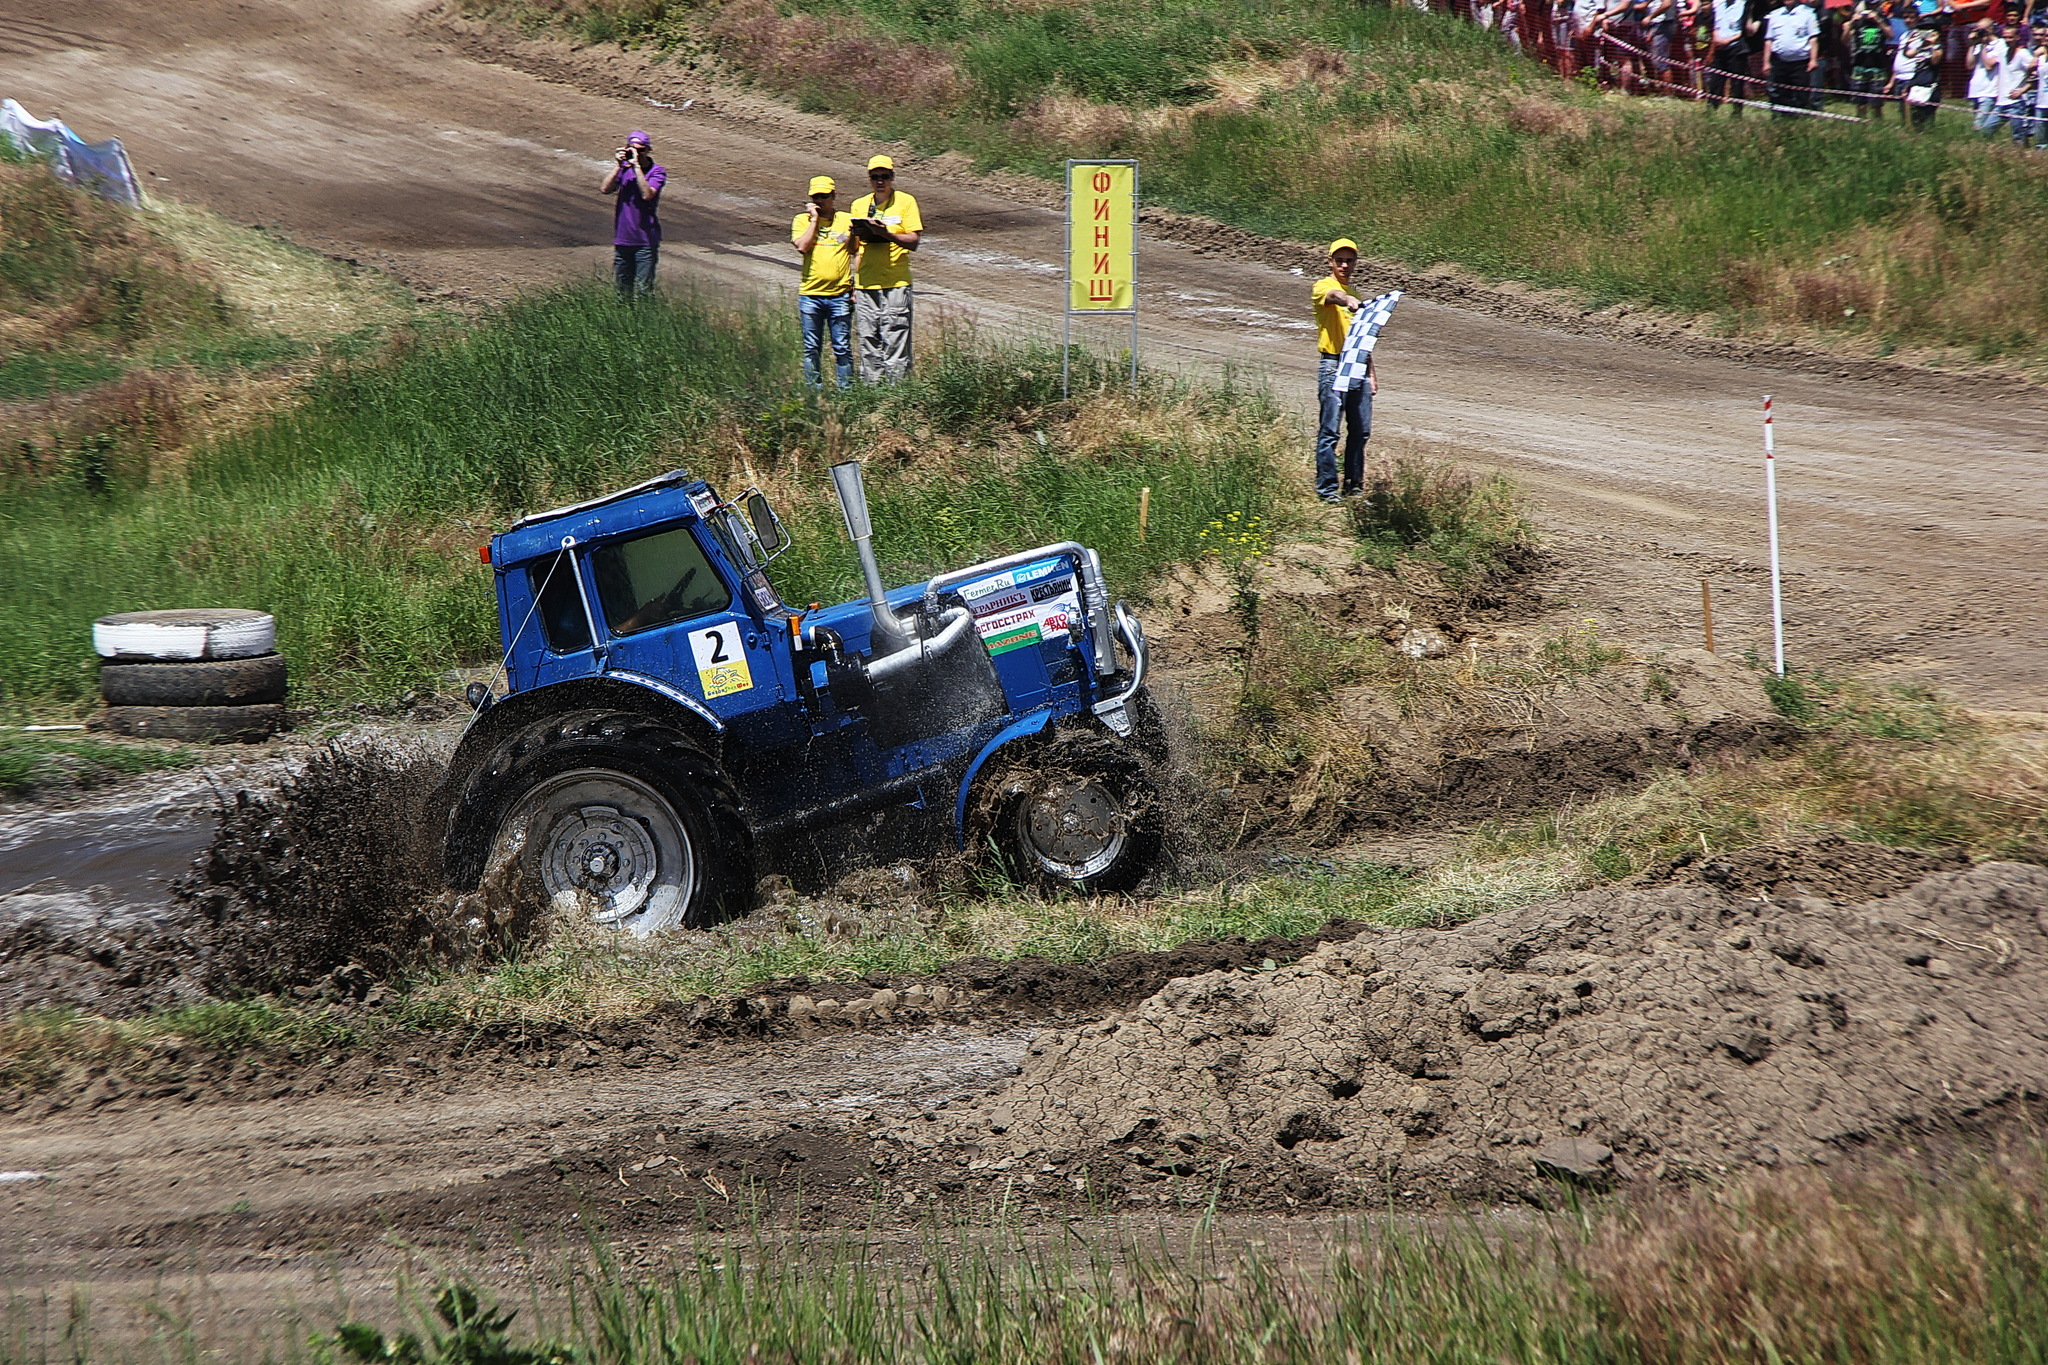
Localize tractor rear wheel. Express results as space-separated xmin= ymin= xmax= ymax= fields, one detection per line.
xmin=994 ymin=736 xmax=1162 ymax=895
xmin=444 ymin=709 xmax=752 ymax=936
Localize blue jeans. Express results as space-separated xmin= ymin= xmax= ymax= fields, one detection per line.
xmin=1998 ymin=99 xmax=2032 ymax=143
xmin=800 ymin=293 xmax=854 ymax=388
xmin=613 ymin=244 xmax=657 ymax=299
xmin=1973 ymin=95 xmax=2002 ymax=131
xmin=1315 ymin=355 xmax=1370 ymax=499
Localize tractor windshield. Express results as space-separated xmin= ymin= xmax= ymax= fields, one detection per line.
xmin=592 ymin=524 xmax=731 ymax=637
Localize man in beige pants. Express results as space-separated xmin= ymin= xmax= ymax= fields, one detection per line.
xmin=849 ymin=155 xmax=922 ymax=383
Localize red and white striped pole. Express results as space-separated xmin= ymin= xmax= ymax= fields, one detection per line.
xmin=1762 ymin=395 xmax=1785 ymax=676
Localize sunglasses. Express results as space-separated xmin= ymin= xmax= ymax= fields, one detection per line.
xmin=869 ymin=171 xmax=895 ymax=179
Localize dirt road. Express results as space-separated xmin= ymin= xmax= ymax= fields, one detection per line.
xmin=0 ymin=1022 xmax=1027 ymax=1325
xmin=5 ymin=0 xmax=2045 ymax=708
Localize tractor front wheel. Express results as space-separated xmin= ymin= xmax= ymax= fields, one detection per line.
xmin=445 ymin=710 xmax=752 ymax=936
xmin=994 ymin=738 xmax=1162 ymax=895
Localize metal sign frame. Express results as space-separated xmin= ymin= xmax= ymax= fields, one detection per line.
xmin=1062 ymin=159 xmax=1139 ymax=398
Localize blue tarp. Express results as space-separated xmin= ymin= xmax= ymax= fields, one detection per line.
xmin=1 ymin=99 xmax=140 ymax=207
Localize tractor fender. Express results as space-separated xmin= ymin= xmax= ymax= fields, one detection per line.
xmin=954 ymin=708 xmax=1054 ymax=845
xmin=438 ymin=675 xmax=726 ymax=830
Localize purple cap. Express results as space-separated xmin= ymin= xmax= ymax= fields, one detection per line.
xmin=627 ymin=130 xmax=651 ymax=146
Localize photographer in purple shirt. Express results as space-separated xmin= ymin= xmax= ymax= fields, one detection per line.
xmin=600 ymin=131 xmax=665 ymax=299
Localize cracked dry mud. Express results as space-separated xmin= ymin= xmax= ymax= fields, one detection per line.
xmin=937 ymin=856 xmax=2048 ymax=1203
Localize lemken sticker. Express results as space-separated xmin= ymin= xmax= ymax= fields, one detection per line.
xmin=689 ymin=623 xmax=754 ymax=698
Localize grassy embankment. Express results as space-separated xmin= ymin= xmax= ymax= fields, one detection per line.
xmin=13 ymin=1143 xmax=2046 ymax=1363
xmin=469 ymin=0 xmax=2048 ymax=364
xmin=0 ymin=142 xmax=408 ymax=457
xmin=0 ymin=270 xmax=1289 ymax=714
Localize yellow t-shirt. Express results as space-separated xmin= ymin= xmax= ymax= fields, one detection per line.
xmin=848 ymin=190 xmax=923 ymax=290
xmin=1312 ymin=275 xmax=1356 ymax=356
xmin=792 ymin=210 xmax=855 ymax=296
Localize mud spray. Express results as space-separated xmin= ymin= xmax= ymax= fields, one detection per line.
xmin=2 ymin=745 xmax=453 ymax=1016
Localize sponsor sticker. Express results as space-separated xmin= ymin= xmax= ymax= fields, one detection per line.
xmin=960 ymin=559 xmax=1083 ymax=655
xmin=983 ymin=624 xmax=1043 ymax=656
xmin=689 ymin=622 xmax=754 ymax=699
xmin=967 ymin=587 xmax=1030 ymax=619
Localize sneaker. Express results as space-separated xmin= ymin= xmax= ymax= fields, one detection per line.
xmin=1319 ymin=493 xmax=1342 ymax=505
xmin=1340 ymin=486 xmax=1365 ymax=499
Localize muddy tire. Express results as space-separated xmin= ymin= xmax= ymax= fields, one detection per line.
xmin=99 ymin=654 xmax=288 ymax=707
xmin=96 ymin=703 xmax=286 ymax=743
xmin=991 ymin=736 xmax=1162 ymax=895
xmin=443 ymin=709 xmax=752 ymax=936
xmin=92 ymin=609 xmax=276 ymax=662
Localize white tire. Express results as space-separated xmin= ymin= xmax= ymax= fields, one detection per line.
xmin=93 ymin=609 xmax=276 ymax=662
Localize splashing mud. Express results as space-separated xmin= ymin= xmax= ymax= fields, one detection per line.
xmin=0 ymin=744 xmax=460 ymax=1016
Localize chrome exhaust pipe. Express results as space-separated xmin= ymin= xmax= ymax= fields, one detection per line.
xmin=829 ymin=460 xmax=912 ymax=649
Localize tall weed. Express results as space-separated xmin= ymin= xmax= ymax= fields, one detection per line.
xmin=275 ymin=1143 xmax=2048 ymax=1365
xmin=0 ymin=287 xmax=1289 ymax=706
xmin=1345 ymin=451 xmax=1537 ymax=589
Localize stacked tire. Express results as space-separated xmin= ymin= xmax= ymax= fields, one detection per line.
xmin=92 ymin=609 xmax=288 ymax=743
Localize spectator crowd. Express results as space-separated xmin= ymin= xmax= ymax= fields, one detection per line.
xmin=1451 ymin=0 xmax=2048 ymax=139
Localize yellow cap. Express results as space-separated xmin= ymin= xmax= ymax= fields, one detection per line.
xmin=808 ymin=175 xmax=836 ymax=195
xmin=1328 ymin=238 xmax=1359 ymax=256
xmin=867 ymin=155 xmax=895 ymax=171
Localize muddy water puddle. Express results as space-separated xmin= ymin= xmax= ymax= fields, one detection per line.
xmin=0 ymin=773 xmax=229 ymax=923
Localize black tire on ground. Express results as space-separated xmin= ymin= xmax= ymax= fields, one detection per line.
xmin=442 ymin=708 xmax=754 ymax=936
xmin=988 ymin=734 xmax=1163 ymax=895
xmin=97 ymin=704 xmax=287 ymax=743
xmin=99 ymin=654 xmax=288 ymax=708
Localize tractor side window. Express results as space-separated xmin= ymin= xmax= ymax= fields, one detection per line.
xmin=592 ymin=525 xmax=730 ymax=637
xmin=529 ymin=553 xmax=591 ymax=654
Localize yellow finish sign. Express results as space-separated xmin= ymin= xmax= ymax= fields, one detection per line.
xmin=1067 ymin=162 xmax=1135 ymax=312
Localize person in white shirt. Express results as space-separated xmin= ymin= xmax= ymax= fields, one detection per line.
xmin=1572 ymin=0 xmax=1609 ymax=78
xmin=1764 ymin=0 xmax=1821 ymax=115
xmin=1890 ymin=26 xmax=1942 ymax=131
xmin=1708 ymin=0 xmax=1761 ymax=110
xmin=2033 ymin=31 xmax=2048 ymax=148
xmin=1994 ymin=23 xmax=2035 ymax=142
xmin=1968 ymin=21 xmax=2007 ymax=131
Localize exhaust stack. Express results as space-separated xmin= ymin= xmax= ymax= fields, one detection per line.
xmin=829 ymin=460 xmax=912 ymax=650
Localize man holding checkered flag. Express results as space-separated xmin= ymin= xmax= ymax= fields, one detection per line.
xmin=1311 ymin=239 xmax=1399 ymax=504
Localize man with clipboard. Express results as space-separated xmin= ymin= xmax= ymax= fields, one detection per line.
xmin=848 ymin=156 xmax=923 ymax=383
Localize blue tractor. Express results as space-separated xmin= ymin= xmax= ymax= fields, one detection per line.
xmin=438 ymin=461 xmax=1162 ymax=935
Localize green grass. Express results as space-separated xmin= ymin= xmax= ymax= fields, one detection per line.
xmin=401 ymin=848 xmax=1574 ymax=1027
xmin=0 ymin=284 xmax=1291 ymax=708
xmin=480 ymin=0 xmax=2048 ymax=361
xmin=0 ymin=734 xmax=194 ymax=796
xmin=0 ymin=1000 xmax=359 ymax=1093
xmin=0 ymin=352 xmax=126 ymax=402
xmin=1343 ymin=450 xmax=1536 ymax=590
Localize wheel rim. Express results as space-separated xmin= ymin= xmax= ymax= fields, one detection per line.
xmin=1014 ymin=775 xmax=1130 ymax=883
xmin=494 ymin=769 xmax=694 ymax=934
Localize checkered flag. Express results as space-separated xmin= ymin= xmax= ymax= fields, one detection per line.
xmin=1332 ymin=290 xmax=1402 ymax=394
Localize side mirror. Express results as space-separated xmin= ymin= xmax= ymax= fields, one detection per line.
xmin=745 ymin=491 xmax=786 ymax=556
